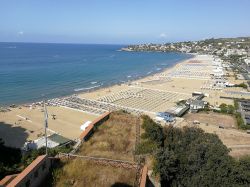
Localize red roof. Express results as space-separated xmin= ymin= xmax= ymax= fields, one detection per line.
xmin=7 ymin=155 xmax=47 ymax=187
xmin=0 ymin=174 xmax=19 ymax=186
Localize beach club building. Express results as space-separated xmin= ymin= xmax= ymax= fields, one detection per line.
xmin=23 ymin=134 xmax=72 ymax=151
xmin=166 ymin=105 xmax=189 ymax=117
xmin=186 ymin=99 xmax=207 ymax=113
xmin=155 ymin=112 xmax=175 ymax=122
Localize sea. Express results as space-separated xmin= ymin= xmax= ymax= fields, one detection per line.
xmin=0 ymin=42 xmax=192 ymax=106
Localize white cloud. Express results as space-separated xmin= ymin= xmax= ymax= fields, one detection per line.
xmin=18 ymin=31 xmax=24 ymax=35
xmin=159 ymin=33 xmax=167 ymax=38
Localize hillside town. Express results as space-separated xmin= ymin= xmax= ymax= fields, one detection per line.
xmin=124 ymin=37 xmax=250 ymax=83
xmin=123 ymin=37 xmax=250 ymax=66
xmin=123 ymin=37 xmax=250 ymax=56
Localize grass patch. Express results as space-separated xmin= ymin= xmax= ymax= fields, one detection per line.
xmin=52 ymin=111 xmax=140 ymax=186
xmin=53 ymin=159 xmax=136 ymax=187
xmin=77 ymin=111 xmax=138 ymax=161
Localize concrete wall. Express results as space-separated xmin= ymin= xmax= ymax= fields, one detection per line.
xmin=7 ymin=155 xmax=52 ymax=187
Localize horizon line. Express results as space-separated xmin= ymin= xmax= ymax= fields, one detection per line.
xmin=0 ymin=35 xmax=249 ymax=46
xmin=0 ymin=41 xmax=128 ymax=46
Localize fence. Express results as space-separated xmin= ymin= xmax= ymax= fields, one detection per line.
xmin=58 ymin=152 xmax=148 ymax=187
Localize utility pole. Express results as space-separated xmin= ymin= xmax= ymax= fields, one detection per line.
xmin=44 ymin=100 xmax=48 ymax=155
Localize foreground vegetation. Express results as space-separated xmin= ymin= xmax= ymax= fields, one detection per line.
xmin=0 ymin=138 xmax=71 ymax=180
xmin=0 ymin=138 xmax=22 ymax=179
xmin=52 ymin=159 xmax=136 ymax=187
xmin=3 ymin=111 xmax=250 ymax=186
xmin=139 ymin=115 xmax=250 ymax=187
xmin=78 ymin=111 xmax=137 ymax=161
xmin=52 ymin=111 xmax=138 ymax=186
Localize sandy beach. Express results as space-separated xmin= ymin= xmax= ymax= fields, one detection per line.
xmin=1 ymin=54 xmax=249 ymax=149
xmin=0 ymin=55 xmax=196 ymax=147
xmin=0 ymin=106 xmax=97 ymax=147
xmin=78 ymin=54 xmax=237 ymax=106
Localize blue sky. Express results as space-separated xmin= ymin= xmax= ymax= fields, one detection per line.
xmin=0 ymin=0 xmax=249 ymax=44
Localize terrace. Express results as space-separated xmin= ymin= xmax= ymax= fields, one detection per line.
xmin=53 ymin=112 xmax=143 ymax=187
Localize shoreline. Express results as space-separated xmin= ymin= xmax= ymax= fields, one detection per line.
xmin=1 ymin=53 xmax=227 ymax=147
xmin=76 ymin=53 xmax=200 ymax=103
xmin=0 ymin=52 xmax=197 ymax=146
xmin=76 ymin=53 xmax=194 ymax=97
xmin=1 ymin=53 xmax=195 ymax=107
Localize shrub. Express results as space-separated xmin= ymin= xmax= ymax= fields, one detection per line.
xmin=154 ymin=126 xmax=250 ymax=187
xmin=235 ymin=83 xmax=248 ymax=89
xmin=0 ymin=138 xmax=22 ymax=179
xmin=141 ymin=115 xmax=165 ymax=146
xmin=234 ymin=99 xmax=239 ymax=110
xmin=219 ymin=103 xmax=235 ymax=114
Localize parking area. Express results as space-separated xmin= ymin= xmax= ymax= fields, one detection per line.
xmin=184 ymin=112 xmax=236 ymax=128
xmin=181 ymin=112 xmax=250 ymax=158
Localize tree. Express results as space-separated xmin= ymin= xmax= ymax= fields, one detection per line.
xmin=138 ymin=116 xmax=250 ymax=186
xmin=219 ymin=103 xmax=228 ymax=113
xmin=0 ymin=138 xmax=72 ymax=179
xmin=154 ymin=126 xmax=250 ymax=186
xmin=141 ymin=115 xmax=165 ymax=146
xmin=153 ymin=148 xmax=178 ymax=187
xmin=0 ymin=138 xmax=22 ymax=179
xmin=219 ymin=103 xmax=235 ymax=114
xmin=236 ymin=83 xmax=248 ymax=89
xmin=228 ymin=105 xmax=235 ymax=114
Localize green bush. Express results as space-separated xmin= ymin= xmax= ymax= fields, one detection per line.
xmin=136 ymin=140 xmax=158 ymax=155
xmin=219 ymin=103 xmax=235 ymax=114
xmin=234 ymin=99 xmax=239 ymax=110
xmin=138 ymin=115 xmax=250 ymax=186
xmin=141 ymin=115 xmax=165 ymax=146
xmin=235 ymin=112 xmax=250 ymax=130
xmin=22 ymin=146 xmax=72 ymax=167
xmin=154 ymin=126 xmax=250 ymax=186
xmin=0 ymin=137 xmax=72 ymax=180
xmin=0 ymin=139 xmax=22 ymax=179
xmin=136 ymin=115 xmax=165 ymax=155
xmin=235 ymin=83 xmax=248 ymax=89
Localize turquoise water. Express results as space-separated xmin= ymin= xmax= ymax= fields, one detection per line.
xmin=0 ymin=43 xmax=192 ymax=105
